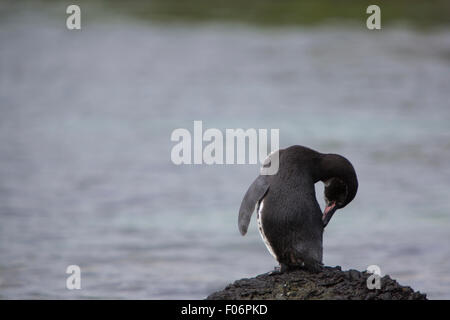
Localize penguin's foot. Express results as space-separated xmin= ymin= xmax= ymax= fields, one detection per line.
xmin=267 ymin=263 xmax=291 ymax=275
xmin=303 ymin=261 xmax=323 ymax=273
xmin=277 ymin=261 xmax=322 ymax=274
xmin=279 ymin=263 xmax=290 ymax=273
xmin=267 ymin=265 xmax=282 ymax=276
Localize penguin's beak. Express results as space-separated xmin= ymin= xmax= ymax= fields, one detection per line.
xmin=322 ymin=201 xmax=337 ymax=228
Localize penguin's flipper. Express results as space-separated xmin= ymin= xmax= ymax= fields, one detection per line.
xmin=238 ymin=175 xmax=270 ymax=235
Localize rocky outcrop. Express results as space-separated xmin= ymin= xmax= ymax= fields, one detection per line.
xmin=207 ymin=266 xmax=427 ymax=300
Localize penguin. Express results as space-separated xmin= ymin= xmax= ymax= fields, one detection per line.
xmin=238 ymin=145 xmax=358 ymax=272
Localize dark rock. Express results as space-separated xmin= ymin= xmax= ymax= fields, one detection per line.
xmin=365 ymin=292 xmax=377 ymax=300
xmin=379 ymin=292 xmax=392 ymax=300
xmin=348 ymin=269 xmax=361 ymax=281
xmin=206 ymin=266 xmax=427 ymax=300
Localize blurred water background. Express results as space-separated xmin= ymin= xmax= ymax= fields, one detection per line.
xmin=1 ymin=1 xmax=450 ymax=299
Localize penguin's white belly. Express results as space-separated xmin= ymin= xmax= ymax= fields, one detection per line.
xmin=257 ymin=199 xmax=278 ymax=260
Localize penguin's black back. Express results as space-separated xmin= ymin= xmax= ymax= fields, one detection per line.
xmin=259 ymin=146 xmax=324 ymax=268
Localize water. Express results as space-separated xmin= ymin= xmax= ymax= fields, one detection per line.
xmin=1 ymin=11 xmax=450 ymax=299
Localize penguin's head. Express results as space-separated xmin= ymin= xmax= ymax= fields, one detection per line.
xmin=320 ymin=154 xmax=358 ymax=228
xmin=322 ymin=177 xmax=347 ymax=227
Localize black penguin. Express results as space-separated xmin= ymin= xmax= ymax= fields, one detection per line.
xmin=238 ymin=145 xmax=358 ymax=272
